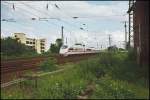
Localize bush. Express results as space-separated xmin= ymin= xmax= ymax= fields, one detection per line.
xmin=97 ymin=51 xmax=140 ymax=82
xmin=91 ymin=77 xmax=136 ymax=99
xmin=126 ymin=48 xmax=137 ymax=61
xmin=39 ymin=57 xmax=57 ymax=72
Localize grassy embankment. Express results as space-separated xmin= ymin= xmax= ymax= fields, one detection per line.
xmin=1 ymin=52 xmax=58 ymax=61
xmin=1 ymin=51 xmax=149 ymax=99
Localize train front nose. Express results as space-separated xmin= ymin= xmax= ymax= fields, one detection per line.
xmin=59 ymin=49 xmax=68 ymax=56
xmin=59 ymin=45 xmax=68 ymax=55
xmin=59 ymin=48 xmax=67 ymax=54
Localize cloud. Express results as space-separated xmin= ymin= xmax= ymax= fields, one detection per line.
xmin=1 ymin=1 xmax=128 ymax=50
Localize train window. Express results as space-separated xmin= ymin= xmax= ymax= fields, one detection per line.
xmin=75 ymin=43 xmax=82 ymax=45
xmin=87 ymin=49 xmax=91 ymax=51
xmin=69 ymin=48 xmax=73 ymax=50
xmin=62 ymin=45 xmax=68 ymax=49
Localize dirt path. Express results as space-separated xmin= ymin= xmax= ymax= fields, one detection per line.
xmin=77 ymin=81 xmax=96 ymax=99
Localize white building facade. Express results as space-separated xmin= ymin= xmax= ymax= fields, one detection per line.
xmin=13 ymin=33 xmax=46 ymax=54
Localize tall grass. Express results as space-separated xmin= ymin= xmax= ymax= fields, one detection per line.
xmin=1 ymin=51 xmax=149 ymax=99
xmin=91 ymin=75 xmax=149 ymax=99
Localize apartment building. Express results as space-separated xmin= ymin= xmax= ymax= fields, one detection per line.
xmin=13 ymin=33 xmax=46 ymax=54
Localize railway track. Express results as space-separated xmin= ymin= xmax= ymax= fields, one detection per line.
xmin=1 ymin=53 xmax=98 ymax=83
xmin=1 ymin=53 xmax=98 ymax=73
xmin=1 ymin=57 xmax=48 ymax=74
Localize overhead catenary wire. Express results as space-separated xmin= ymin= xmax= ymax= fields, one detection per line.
xmin=19 ymin=1 xmax=84 ymax=36
xmin=30 ymin=1 xmax=88 ymax=32
xmin=19 ymin=2 xmax=70 ymax=29
xmin=18 ymin=1 xmax=78 ymax=41
xmin=4 ymin=1 xmax=66 ymax=33
xmin=49 ymin=2 xmax=126 ymax=35
xmin=2 ymin=2 xmax=91 ymax=47
xmin=2 ymin=2 xmax=62 ymax=37
xmin=48 ymin=2 xmax=89 ymax=32
xmin=3 ymin=1 xmax=125 ymax=33
xmin=2 ymin=1 xmax=124 ymax=48
xmin=1 ymin=3 xmax=39 ymax=33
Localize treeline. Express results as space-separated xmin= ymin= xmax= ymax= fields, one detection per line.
xmin=49 ymin=38 xmax=63 ymax=53
xmin=1 ymin=37 xmax=37 ymax=56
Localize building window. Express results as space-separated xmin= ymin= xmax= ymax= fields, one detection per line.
xmin=41 ymin=40 xmax=45 ymax=42
xmin=26 ymin=41 xmax=29 ymax=44
xmin=16 ymin=38 xmax=19 ymax=40
xmin=41 ymin=50 xmax=44 ymax=53
xmin=41 ymin=47 xmax=45 ymax=49
xmin=33 ymin=42 xmax=35 ymax=44
xmin=31 ymin=46 xmax=35 ymax=49
xmin=15 ymin=35 xmax=17 ymax=37
xmin=30 ymin=42 xmax=32 ymax=44
xmin=40 ymin=43 xmax=44 ymax=45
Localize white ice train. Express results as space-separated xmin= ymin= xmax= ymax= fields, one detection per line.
xmin=59 ymin=43 xmax=100 ymax=56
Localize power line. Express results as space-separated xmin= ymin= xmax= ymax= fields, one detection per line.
xmin=2 ymin=1 xmax=90 ymax=46
xmin=19 ymin=2 xmax=78 ymax=34
xmin=1 ymin=4 xmax=40 ymax=33
xmin=2 ymin=2 xmax=62 ymax=36
xmin=47 ymin=2 xmax=89 ymax=32
xmin=124 ymin=21 xmax=127 ymax=49
xmin=7 ymin=1 xmax=77 ymax=41
xmin=2 ymin=1 xmax=121 ymax=47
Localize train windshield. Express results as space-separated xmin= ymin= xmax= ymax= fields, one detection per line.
xmin=61 ymin=45 xmax=68 ymax=49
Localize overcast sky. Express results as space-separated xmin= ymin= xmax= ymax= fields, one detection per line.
xmin=1 ymin=1 xmax=128 ymax=51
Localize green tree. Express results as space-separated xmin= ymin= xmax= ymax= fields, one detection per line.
xmin=50 ymin=43 xmax=58 ymax=53
xmin=107 ymin=45 xmax=118 ymax=52
xmin=49 ymin=38 xmax=63 ymax=53
xmin=1 ymin=37 xmax=36 ymax=56
xmin=56 ymin=38 xmax=63 ymax=50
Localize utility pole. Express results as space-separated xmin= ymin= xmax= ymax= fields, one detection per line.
xmin=124 ymin=21 xmax=127 ymax=43
xmin=128 ymin=11 xmax=131 ymax=47
xmin=124 ymin=21 xmax=127 ymax=49
xmin=61 ymin=26 xmax=64 ymax=45
xmin=121 ymin=21 xmax=128 ymax=49
xmin=127 ymin=0 xmax=134 ymax=48
xmin=66 ymin=37 xmax=67 ymax=45
xmin=97 ymin=42 xmax=98 ymax=49
xmin=108 ymin=34 xmax=112 ymax=47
